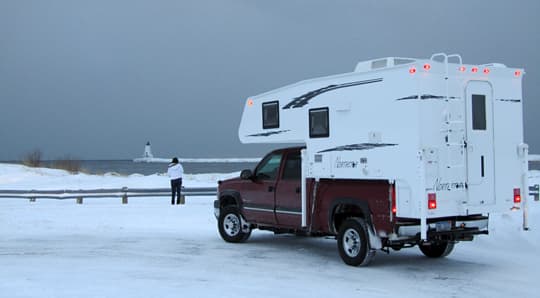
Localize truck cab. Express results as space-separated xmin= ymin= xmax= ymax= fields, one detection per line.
xmin=216 ymin=147 xmax=304 ymax=232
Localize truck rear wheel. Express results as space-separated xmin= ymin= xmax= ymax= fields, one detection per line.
xmin=418 ymin=241 xmax=455 ymax=258
xmin=337 ymin=218 xmax=375 ymax=266
xmin=218 ymin=206 xmax=251 ymax=243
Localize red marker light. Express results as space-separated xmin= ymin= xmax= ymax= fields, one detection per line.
xmin=515 ymin=70 xmax=522 ymax=77
xmin=247 ymin=99 xmax=254 ymax=107
xmin=514 ymin=188 xmax=521 ymax=204
xmin=459 ymin=66 xmax=466 ymax=72
xmin=423 ymin=63 xmax=431 ymax=71
xmin=471 ymin=67 xmax=479 ymax=73
xmin=428 ymin=193 xmax=437 ymax=210
xmin=409 ymin=67 xmax=417 ymax=74
xmin=483 ymin=68 xmax=490 ymax=74
xmin=391 ymin=185 xmax=397 ymax=214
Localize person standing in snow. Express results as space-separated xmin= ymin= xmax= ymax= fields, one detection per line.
xmin=167 ymin=157 xmax=184 ymax=205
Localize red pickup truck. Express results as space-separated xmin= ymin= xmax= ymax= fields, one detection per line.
xmin=214 ymin=146 xmax=484 ymax=266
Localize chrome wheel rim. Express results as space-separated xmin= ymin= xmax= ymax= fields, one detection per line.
xmin=343 ymin=228 xmax=361 ymax=257
xmin=223 ymin=213 xmax=240 ymax=237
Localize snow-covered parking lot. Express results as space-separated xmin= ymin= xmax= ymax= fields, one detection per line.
xmin=1 ymin=165 xmax=539 ymax=298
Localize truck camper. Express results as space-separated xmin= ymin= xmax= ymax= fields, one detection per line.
xmin=215 ymin=53 xmax=528 ymax=266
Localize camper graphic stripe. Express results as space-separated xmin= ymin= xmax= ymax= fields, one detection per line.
xmin=318 ymin=143 xmax=397 ymax=153
xmin=283 ymin=78 xmax=383 ymax=109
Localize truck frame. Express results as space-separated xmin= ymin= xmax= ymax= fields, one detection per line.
xmin=215 ymin=53 xmax=528 ymax=266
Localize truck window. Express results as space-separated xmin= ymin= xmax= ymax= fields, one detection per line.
xmin=309 ymin=107 xmax=329 ymax=138
xmin=255 ymin=153 xmax=282 ymax=180
xmin=282 ymin=152 xmax=301 ymax=180
xmin=262 ymin=101 xmax=279 ymax=129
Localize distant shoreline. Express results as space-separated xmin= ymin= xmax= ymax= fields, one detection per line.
xmin=133 ymin=157 xmax=261 ymax=163
xmin=0 ymin=158 xmax=261 ymax=163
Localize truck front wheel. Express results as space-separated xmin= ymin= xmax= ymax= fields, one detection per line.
xmin=418 ymin=241 xmax=455 ymax=258
xmin=218 ymin=207 xmax=251 ymax=243
xmin=337 ymin=218 xmax=375 ymax=266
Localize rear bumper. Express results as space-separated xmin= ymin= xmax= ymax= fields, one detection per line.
xmin=396 ymin=215 xmax=489 ymax=241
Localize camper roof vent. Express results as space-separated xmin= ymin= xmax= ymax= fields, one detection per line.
xmin=482 ymin=63 xmax=507 ymax=68
xmin=354 ymin=57 xmax=416 ymax=72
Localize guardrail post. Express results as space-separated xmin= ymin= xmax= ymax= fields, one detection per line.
xmin=121 ymin=187 xmax=128 ymax=204
xmin=179 ymin=194 xmax=185 ymax=205
xmin=76 ymin=197 xmax=83 ymax=204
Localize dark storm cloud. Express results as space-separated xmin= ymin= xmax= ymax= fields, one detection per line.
xmin=0 ymin=0 xmax=538 ymax=160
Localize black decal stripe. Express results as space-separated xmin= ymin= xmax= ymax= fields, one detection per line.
xmin=396 ymin=95 xmax=419 ymax=101
xmin=247 ymin=130 xmax=290 ymax=137
xmin=318 ymin=143 xmax=397 ymax=153
xmin=283 ymin=78 xmax=383 ymax=109
xmin=396 ymin=94 xmax=460 ymax=101
xmin=420 ymin=94 xmax=445 ymax=100
xmin=496 ymin=99 xmax=521 ymax=103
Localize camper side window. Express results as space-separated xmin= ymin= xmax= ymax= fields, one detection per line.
xmin=262 ymin=101 xmax=279 ymax=129
xmin=472 ymin=94 xmax=487 ymax=130
xmin=309 ymin=108 xmax=329 ymax=138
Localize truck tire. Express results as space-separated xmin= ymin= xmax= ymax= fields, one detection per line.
xmin=218 ymin=206 xmax=251 ymax=243
xmin=337 ymin=217 xmax=375 ymax=266
xmin=418 ymin=241 xmax=455 ymax=258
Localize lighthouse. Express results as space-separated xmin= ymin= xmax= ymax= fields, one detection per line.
xmin=143 ymin=141 xmax=153 ymax=158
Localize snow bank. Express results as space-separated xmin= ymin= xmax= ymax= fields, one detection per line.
xmin=0 ymin=163 xmax=237 ymax=190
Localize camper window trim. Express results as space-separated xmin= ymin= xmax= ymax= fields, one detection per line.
xmin=309 ymin=107 xmax=330 ymax=138
xmin=262 ymin=101 xmax=280 ymax=129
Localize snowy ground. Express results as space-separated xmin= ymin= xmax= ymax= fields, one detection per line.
xmin=1 ymin=164 xmax=539 ymax=298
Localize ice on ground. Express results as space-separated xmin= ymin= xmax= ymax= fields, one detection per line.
xmin=0 ymin=163 xmax=539 ymax=298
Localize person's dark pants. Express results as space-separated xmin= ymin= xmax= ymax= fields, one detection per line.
xmin=171 ymin=178 xmax=182 ymax=205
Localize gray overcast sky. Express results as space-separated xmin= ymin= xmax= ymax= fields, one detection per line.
xmin=1 ymin=0 xmax=539 ymax=160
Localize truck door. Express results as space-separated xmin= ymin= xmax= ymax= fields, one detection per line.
xmin=275 ymin=151 xmax=302 ymax=227
xmin=241 ymin=152 xmax=282 ymax=225
xmin=465 ymin=81 xmax=495 ymax=205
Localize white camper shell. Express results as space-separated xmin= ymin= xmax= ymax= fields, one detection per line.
xmin=239 ymin=53 xmax=528 ymax=237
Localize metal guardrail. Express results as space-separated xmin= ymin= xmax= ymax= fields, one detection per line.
xmin=0 ymin=185 xmax=538 ymax=203
xmin=0 ymin=187 xmax=217 ymax=204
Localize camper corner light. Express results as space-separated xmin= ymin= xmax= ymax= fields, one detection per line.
xmin=513 ymin=188 xmax=521 ymax=204
xmin=428 ymin=193 xmax=437 ymax=210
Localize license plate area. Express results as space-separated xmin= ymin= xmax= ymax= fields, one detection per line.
xmin=435 ymin=221 xmax=452 ymax=232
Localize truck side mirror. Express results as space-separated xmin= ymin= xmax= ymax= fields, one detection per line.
xmin=240 ymin=169 xmax=253 ymax=180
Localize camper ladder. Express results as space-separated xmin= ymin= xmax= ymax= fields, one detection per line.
xmin=431 ymin=53 xmax=466 ymax=170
